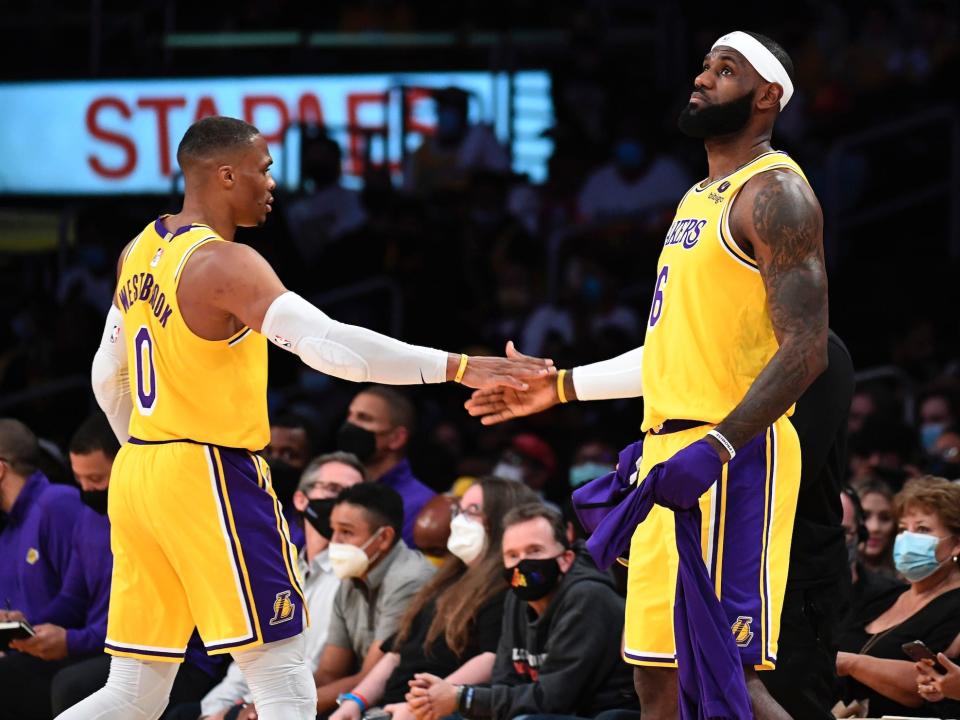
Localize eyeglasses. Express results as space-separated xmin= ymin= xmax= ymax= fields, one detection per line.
xmin=302 ymin=481 xmax=351 ymax=496
xmin=451 ymin=503 xmax=484 ymax=519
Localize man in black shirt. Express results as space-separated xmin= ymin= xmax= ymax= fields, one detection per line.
xmin=758 ymin=330 xmax=856 ymax=718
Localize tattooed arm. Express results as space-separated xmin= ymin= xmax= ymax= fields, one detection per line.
xmin=706 ymin=168 xmax=828 ymax=460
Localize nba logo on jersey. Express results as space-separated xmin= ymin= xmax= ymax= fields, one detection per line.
xmin=269 ymin=590 xmax=296 ymax=625
xmin=150 ymin=247 xmax=164 ymax=267
xmin=731 ymin=616 xmax=754 ymax=647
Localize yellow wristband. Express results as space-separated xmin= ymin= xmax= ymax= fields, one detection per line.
xmin=454 ymin=353 xmax=469 ymax=384
xmin=557 ymin=369 xmax=568 ymax=404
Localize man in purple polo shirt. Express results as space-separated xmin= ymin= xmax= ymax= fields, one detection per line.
xmin=0 ymin=418 xmax=81 ymax=628
xmin=337 ymin=386 xmax=435 ymax=547
xmin=0 ymin=415 xmax=223 ymax=720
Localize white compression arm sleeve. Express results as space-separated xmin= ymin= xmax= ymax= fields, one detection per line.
xmin=571 ymin=346 xmax=644 ymax=401
xmin=260 ymin=291 xmax=448 ymax=385
xmin=91 ymin=305 xmax=132 ymax=444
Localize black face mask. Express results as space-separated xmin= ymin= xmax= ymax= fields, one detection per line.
xmin=677 ymin=88 xmax=754 ymax=139
xmin=502 ymin=556 xmax=564 ymax=601
xmin=81 ymin=488 xmax=109 ymax=516
xmin=336 ymin=422 xmax=377 ymax=463
xmin=304 ymin=498 xmax=335 ymax=540
xmin=267 ymin=460 xmax=301 ymax=508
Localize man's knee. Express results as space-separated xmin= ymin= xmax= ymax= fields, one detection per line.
xmin=633 ymin=666 xmax=678 ymax=720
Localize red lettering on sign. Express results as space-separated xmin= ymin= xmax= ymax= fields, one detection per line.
xmin=86 ymin=97 xmax=137 ymax=179
xmin=137 ymin=97 xmax=187 ymax=176
xmin=243 ymin=95 xmax=289 ymax=144
xmin=346 ymin=92 xmax=386 ymax=175
xmin=193 ymin=95 xmax=220 ymax=122
xmin=296 ymin=93 xmax=325 ymax=126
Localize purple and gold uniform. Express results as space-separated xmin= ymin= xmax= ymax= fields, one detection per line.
xmin=105 ymin=218 xmax=304 ymax=663
xmin=624 ymin=152 xmax=807 ymax=670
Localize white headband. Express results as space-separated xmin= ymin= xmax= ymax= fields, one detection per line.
xmin=712 ymin=31 xmax=794 ymax=110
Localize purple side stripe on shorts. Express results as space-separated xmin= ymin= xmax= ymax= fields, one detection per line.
xmin=205 ymin=445 xmax=259 ymax=651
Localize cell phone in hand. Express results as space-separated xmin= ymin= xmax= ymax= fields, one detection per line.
xmin=902 ymin=639 xmax=938 ymax=663
xmin=362 ymin=710 xmax=392 ymax=720
xmin=0 ymin=619 xmax=35 ymax=649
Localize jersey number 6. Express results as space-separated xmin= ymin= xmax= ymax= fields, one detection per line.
xmin=648 ymin=265 xmax=669 ymax=328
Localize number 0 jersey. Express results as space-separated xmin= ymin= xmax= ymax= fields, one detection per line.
xmin=641 ymin=151 xmax=809 ymax=432
xmin=116 ymin=217 xmax=269 ymax=450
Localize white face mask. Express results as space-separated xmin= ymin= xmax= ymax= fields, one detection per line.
xmin=447 ymin=513 xmax=487 ymax=564
xmin=329 ymin=527 xmax=385 ymax=579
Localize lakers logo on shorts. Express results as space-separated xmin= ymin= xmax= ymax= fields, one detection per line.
xmin=731 ymin=616 xmax=754 ymax=647
xmin=269 ymin=590 xmax=295 ymax=626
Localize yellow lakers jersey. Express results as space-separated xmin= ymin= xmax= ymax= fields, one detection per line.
xmin=641 ymin=151 xmax=809 ymax=432
xmin=117 ymin=218 xmax=269 ymax=450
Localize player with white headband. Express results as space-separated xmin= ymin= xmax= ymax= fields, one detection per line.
xmin=467 ymin=30 xmax=832 ymax=720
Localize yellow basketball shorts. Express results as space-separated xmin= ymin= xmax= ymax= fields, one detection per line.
xmin=104 ymin=439 xmax=306 ymax=662
xmin=623 ymin=416 xmax=801 ymax=670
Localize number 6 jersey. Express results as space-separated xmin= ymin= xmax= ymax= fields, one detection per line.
xmin=640 ymin=151 xmax=809 ymax=433
xmin=116 ymin=217 xmax=269 ymax=451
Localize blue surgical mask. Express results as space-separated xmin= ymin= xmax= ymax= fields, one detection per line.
xmin=893 ymin=531 xmax=950 ymax=582
xmin=921 ymin=423 xmax=946 ymax=453
xmin=569 ymin=461 xmax=614 ymax=488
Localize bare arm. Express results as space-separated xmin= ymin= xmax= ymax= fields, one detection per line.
xmin=338 ymin=651 xmax=401 ymax=711
xmin=839 ymin=653 xmax=924 ymax=708
xmin=444 ymin=651 xmax=496 ymax=684
xmin=316 ymin=641 xmax=386 ymax=711
xmin=708 ymin=169 xmax=828 ymax=458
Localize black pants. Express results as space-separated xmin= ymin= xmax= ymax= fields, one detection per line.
xmin=759 ymin=580 xmax=848 ymax=720
xmin=0 ymin=652 xmax=72 ymax=720
xmin=50 ymin=653 xmax=218 ymax=718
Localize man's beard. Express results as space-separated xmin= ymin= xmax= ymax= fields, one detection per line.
xmin=677 ymin=89 xmax=754 ymax=139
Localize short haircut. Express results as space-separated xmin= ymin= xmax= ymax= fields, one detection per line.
xmin=270 ymin=410 xmax=315 ymax=455
xmin=334 ymin=482 xmax=404 ymax=542
xmin=894 ymin=475 xmax=960 ymax=536
xmin=0 ymin=418 xmax=38 ymax=476
xmin=742 ymin=31 xmax=796 ymax=86
xmin=176 ymin=116 xmax=260 ymax=170
xmin=69 ymin=413 xmax=120 ymax=460
xmin=503 ymin=502 xmax=571 ymax=550
xmin=358 ymin=385 xmax=416 ymax=432
xmin=299 ymin=451 xmax=368 ymax=492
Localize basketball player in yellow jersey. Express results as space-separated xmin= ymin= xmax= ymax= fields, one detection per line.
xmin=58 ymin=117 xmax=550 ymax=720
xmin=467 ymin=31 xmax=827 ymax=719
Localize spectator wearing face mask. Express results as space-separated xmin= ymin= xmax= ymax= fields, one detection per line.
xmin=492 ymin=433 xmax=559 ymax=509
xmin=314 ymin=482 xmax=434 ymax=713
xmin=329 ymin=478 xmax=539 ymax=720
xmin=407 ymin=504 xmax=638 ymax=720
xmin=264 ymin=411 xmax=317 ymax=550
xmin=567 ymin=440 xmax=616 ymax=490
xmin=338 ymin=386 xmax=435 ymax=547
xmin=916 ymin=384 xmax=960 ymax=457
xmin=576 ymin=112 xmax=691 ymax=224
xmin=927 ymin=425 xmax=960 ymax=481
xmin=173 ymin=453 xmax=366 ymax=720
xmin=403 ymin=87 xmax=510 ymax=197
xmin=836 ymin=476 xmax=960 ymax=717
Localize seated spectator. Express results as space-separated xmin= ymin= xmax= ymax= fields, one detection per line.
xmin=403 ymin=87 xmax=510 ymax=196
xmin=836 ymin=476 xmax=960 ymax=717
xmin=313 ymin=483 xmax=434 ymax=713
xmin=492 ymin=433 xmax=559 ymax=508
xmin=576 ymin=111 xmax=691 ymax=224
xmin=412 ymin=494 xmax=459 ymax=567
xmin=284 ymin=130 xmax=368 ymax=266
xmin=173 ymin=452 xmax=366 ymax=720
xmin=917 ymin=383 xmax=960 ymax=455
xmin=329 ymin=478 xmax=538 ymax=720
xmin=0 ymin=418 xmax=82 ymax=625
xmin=265 ymin=410 xmax=317 ymax=550
xmin=858 ymin=479 xmax=898 ymax=577
xmin=338 ymin=386 xmax=435 ymax=547
xmin=407 ymin=504 xmax=638 ymax=719
xmin=927 ymin=425 xmax=960 ymax=480
xmin=849 ymin=416 xmax=917 ymax=489
xmin=567 ymin=439 xmax=617 ymax=489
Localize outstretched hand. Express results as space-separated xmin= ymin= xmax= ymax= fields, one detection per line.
xmin=458 ymin=341 xmax=554 ymax=392
xmin=464 ymin=342 xmax=559 ymax=423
